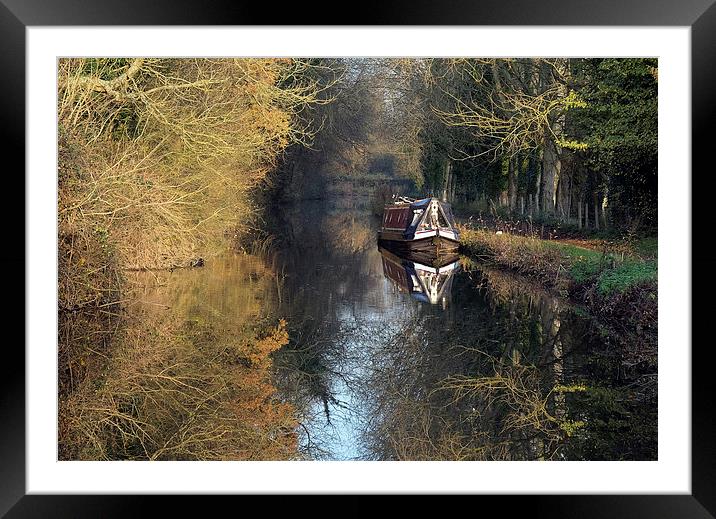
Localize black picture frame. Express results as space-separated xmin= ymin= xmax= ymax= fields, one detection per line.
xmin=5 ymin=0 xmax=712 ymax=515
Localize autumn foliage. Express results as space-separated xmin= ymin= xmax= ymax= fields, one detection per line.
xmin=60 ymin=269 xmax=298 ymax=461
xmin=57 ymin=58 xmax=332 ymax=460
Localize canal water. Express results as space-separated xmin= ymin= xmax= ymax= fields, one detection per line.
xmin=133 ymin=199 xmax=656 ymax=461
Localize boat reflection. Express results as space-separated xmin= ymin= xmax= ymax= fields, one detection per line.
xmin=378 ymin=244 xmax=461 ymax=307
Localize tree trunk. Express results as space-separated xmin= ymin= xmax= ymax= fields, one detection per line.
xmin=538 ymin=60 xmax=563 ymax=217
xmin=508 ymin=156 xmax=517 ymax=212
xmin=535 ymin=154 xmax=542 ymax=215
xmin=556 ymin=177 xmax=566 ymax=220
xmin=593 ymin=193 xmax=600 ymax=231
xmin=499 ymin=190 xmax=508 ymax=207
xmin=601 ymin=189 xmax=609 ymax=229
xmin=577 ymin=196 xmax=582 ymax=229
xmin=541 ymin=130 xmax=561 ymax=216
xmin=441 ymin=160 xmax=452 ymax=202
xmin=584 ymin=201 xmax=589 ymax=229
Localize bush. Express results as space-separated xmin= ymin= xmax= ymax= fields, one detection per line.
xmin=58 ymin=58 xmax=330 ymax=271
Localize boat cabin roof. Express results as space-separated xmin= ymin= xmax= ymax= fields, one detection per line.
xmin=387 ymin=197 xmax=433 ymax=209
xmin=410 ymin=197 xmax=433 ymax=209
xmin=382 ymin=197 xmax=458 ymax=237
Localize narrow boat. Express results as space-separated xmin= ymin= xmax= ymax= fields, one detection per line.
xmin=378 ymin=245 xmax=460 ymax=306
xmin=378 ymin=196 xmax=460 ymax=253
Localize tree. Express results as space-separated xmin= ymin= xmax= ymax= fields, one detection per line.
xmin=568 ymin=58 xmax=658 ymax=230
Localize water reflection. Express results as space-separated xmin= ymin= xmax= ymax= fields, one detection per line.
xmin=60 ymin=253 xmax=298 ymax=461
xmin=117 ymin=199 xmax=656 ymax=461
xmin=378 ymin=245 xmax=460 ymax=306
xmin=265 ymin=201 xmax=656 ymax=461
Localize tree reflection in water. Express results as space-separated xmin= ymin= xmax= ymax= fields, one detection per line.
xmin=266 ymin=202 xmax=656 ymax=460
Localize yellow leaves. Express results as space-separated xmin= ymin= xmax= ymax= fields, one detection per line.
xmin=225 ymin=318 xmax=297 ymax=459
xmin=648 ymin=66 xmax=658 ymax=82
xmin=557 ymin=138 xmax=589 ymax=151
xmin=553 ymin=383 xmax=588 ymax=393
xmin=234 ymin=58 xmax=283 ymax=87
xmin=245 ymin=319 xmax=289 ymax=368
xmin=59 ymin=57 xmax=324 ymax=171
xmin=562 ymin=90 xmax=587 ymax=109
xmin=559 ymin=419 xmax=586 ymax=437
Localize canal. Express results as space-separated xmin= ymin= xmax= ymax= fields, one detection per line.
xmin=129 ymin=198 xmax=656 ymax=460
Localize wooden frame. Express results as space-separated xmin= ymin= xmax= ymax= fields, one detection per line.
xmin=5 ymin=0 xmax=712 ymax=514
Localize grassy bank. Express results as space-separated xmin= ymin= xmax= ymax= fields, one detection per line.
xmin=459 ymin=227 xmax=657 ymax=340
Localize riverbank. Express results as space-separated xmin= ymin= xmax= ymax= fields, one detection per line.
xmin=459 ymin=227 xmax=657 ymax=350
xmin=56 ymin=58 xmax=333 ymax=460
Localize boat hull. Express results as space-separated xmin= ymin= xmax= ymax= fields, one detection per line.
xmin=377 ymin=233 xmax=460 ymax=254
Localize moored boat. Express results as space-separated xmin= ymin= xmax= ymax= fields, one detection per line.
xmin=378 ymin=196 xmax=460 ymax=252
